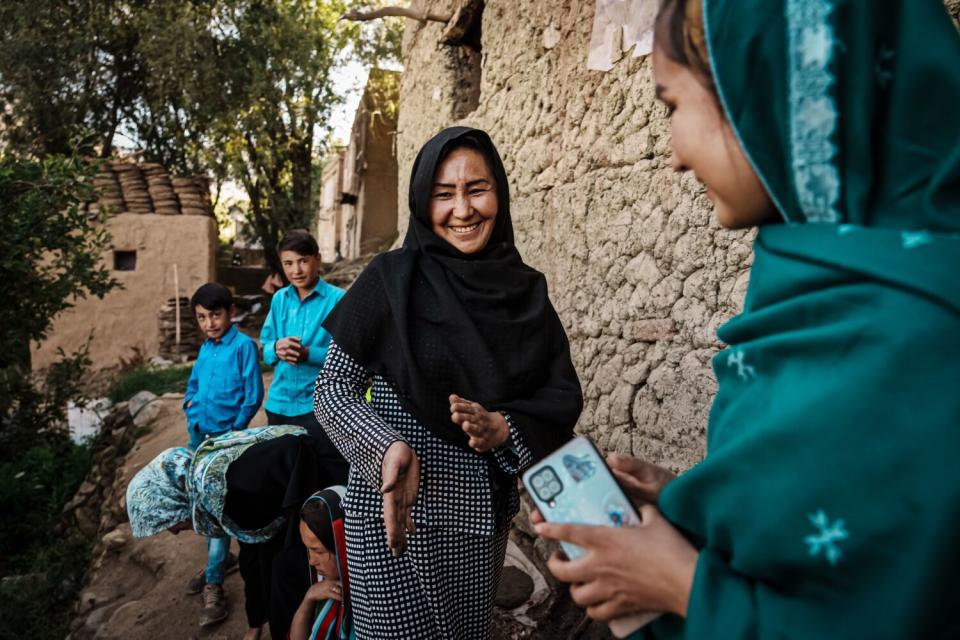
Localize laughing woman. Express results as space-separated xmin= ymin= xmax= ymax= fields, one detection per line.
xmin=314 ymin=127 xmax=583 ymax=639
xmin=534 ymin=0 xmax=960 ymax=638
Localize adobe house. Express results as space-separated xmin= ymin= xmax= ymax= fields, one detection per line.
xmin=33 ymin=161 xmax=218 ymax=370
xmin=317 ymin=68 xmax=400 ymax=262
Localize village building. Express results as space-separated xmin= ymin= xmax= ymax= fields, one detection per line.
xmin=33 ymin=161 xmax=218 ymax=370
xmin=317 ymin=68 xmax=400 ymax=262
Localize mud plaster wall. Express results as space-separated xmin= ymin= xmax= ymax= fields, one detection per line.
xmin=34 ymin=214 xmax=218 ymax=370
xmin=398 ymin=2 xmax=960 ymax=471
xmin=396 ymin=1 xmax=758 ymax=471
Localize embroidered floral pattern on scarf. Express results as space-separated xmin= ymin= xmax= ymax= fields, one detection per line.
xmin=786 ymin=0 xmax=840 ymax=223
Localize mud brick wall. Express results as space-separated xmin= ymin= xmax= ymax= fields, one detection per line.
xmin=396 ymin=1 xmax=959 ymax=470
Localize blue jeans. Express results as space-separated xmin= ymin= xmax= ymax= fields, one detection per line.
xmin=205 ymin=536 xmax=230 ymax=585
xmin=187 ymin=423 xmax=231 ymax=585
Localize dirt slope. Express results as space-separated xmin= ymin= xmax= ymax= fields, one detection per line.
xmin=72 ymin=391 xmax=273 ymax=640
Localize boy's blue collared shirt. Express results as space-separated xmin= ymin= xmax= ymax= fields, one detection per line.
xmin=184 ymin=324 xmax=264 ymax=434
xmin=261 ymin=279 xmax=345 ymax=416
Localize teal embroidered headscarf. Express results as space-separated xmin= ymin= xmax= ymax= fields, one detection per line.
xmin=126 ymin=425 xmax=306 ymax=542
xmin=651 ymin=1 xmax=960 ymax=638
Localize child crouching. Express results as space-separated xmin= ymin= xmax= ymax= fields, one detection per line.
xmin=290 ymin=486 xmax=354 ymax=640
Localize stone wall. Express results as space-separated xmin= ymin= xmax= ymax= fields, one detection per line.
xmin=397 ymin=0 xmax=754 ymax=471
xmin=34 ymin=213 xmax=218 ymax=370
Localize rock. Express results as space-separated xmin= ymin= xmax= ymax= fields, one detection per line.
xmin=84 ymin=605 xmax=109 ymax=632
xmin=542 ymin=24 xmax=561 ymax=50
xmin=624 ymin=319 xmax=677 ymax=343
xmin=77 ymin=589 xmax=101 ymax=615
xmin=495 ymin=565 xmax=535 ymax=610
xmin=133 ymin=401 xmax=162 ymax=428
xmin=77 ymin=479 xmax=97 ymax=497
xmin=128 ymin=391 xmax=158 ymax=418
xmin=75 ymin=506 xmax=100 ymax=536
xmin=148 ymin=356 xmax=173 ymax=368
xmin=62 ymin=492 xmax=89 ymax=514
xmin=131 ymin=544 xmax=166 ymax=575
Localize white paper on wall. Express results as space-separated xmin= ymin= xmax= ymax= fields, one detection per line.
xmin=587 ymin=0 xmax=626 ymax=71
xmin=587 ymin=0 xmax=657 ymax=71
xmin=624 ymin=0 xmax=657 ymax=57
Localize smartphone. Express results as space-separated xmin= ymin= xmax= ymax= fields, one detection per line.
xmin=522 ymin=436 xmax=660 ymax=637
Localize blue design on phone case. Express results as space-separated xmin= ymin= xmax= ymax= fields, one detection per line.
xmin=523 ymin=437 xmax=639 ymax=560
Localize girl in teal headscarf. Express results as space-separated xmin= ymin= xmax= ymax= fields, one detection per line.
xmin=535 ymin=0 xmax=960 ymax=637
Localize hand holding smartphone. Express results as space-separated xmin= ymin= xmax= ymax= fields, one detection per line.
xmin=522 ymin=436 xmax=661 ymax=637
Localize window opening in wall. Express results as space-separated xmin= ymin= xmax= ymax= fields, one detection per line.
xmin=445 ymin=0 xmax=484 ymax=118
xmin=113 ymin=250 xmax=137 ymax=271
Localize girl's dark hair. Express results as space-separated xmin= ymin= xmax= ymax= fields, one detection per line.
xmin=655 ymin=0 xmax=715 ymax=92
xmin=278 ymin=229 xmax=319 ymax=256
xmin=300 ymin=498 xmax=335 ymax=551
xmin=190 ymin=282 xmax=234 ymax=312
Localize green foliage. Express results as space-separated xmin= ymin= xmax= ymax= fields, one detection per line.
xmin=0 ymin=345 xmax=92 ymax=453
xmin=0 ymin=154 xmax=113 ymax=637
xmin=0 ymin=155 xmax=118 ymax=371
xmin=0 ymin=0 xmax=404 ymax=272
xmin=0 ymin=530 xmax=93 ymax=640
xmin=0 ymin=439 xmax=93 ymax=640
xmin=107 ymin=364 xmax=193 ymax=403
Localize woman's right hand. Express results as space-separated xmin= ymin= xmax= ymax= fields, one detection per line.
xmin=607 ymin=453 xmax=675 ymax=506
xmin=527 ymin=454 xmax=675 ymax=527
xmin=305 ymin=579 xmax=343 ymax=603
xmin=381 ymin=441 xmax=420 ymax=556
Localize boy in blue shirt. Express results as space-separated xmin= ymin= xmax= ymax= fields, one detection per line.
xmin=183 ymin=282 xmax=264 ymax=627
xmin=260 ymin=230 xmax=347 ymax=472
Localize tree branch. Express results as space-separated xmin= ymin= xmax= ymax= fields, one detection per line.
xmin=340 ymin=6 xmax=452 ymax=24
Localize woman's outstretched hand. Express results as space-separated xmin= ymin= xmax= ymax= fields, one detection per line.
xmin=535 ymin=504 xmax=699 ymax=620
xmin=381 ymin=441 xmax=420 ymax=556
xmin=449 ymin=394 xmax=510 ymax=453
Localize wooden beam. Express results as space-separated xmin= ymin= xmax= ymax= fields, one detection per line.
xmin=340 ymin=6 xmax=453 ymax=24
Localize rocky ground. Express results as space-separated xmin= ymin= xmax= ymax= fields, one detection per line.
xmin=63 ymin=375 xmax=611 ymax=640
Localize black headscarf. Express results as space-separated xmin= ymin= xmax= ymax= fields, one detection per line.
xmin=322 ymin=127 xmax=582 ymax=459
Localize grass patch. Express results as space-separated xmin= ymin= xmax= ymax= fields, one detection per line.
xmin=107 ymin=364 xmax=193 ymax=403
xmin=0 ymin=438 xmax=93 ymax=639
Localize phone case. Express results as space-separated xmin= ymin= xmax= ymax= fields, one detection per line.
xmin=522 ymin=436 xmax=660 ymax=637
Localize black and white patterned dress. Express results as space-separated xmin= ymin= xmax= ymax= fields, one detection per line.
xmin=314 ymin=342 xmax=533 ymax=639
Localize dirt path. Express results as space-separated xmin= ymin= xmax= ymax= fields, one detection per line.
xmin=74 ymin=388 xmax=273 ymax=640
xmin=72 ymin=374 xmax=602 ymax=640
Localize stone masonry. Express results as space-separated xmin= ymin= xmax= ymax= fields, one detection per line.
xmin=397 ymin=0 xmax=754 ymax=472
xmin=397 ymin=0 xmax=960 ymax=471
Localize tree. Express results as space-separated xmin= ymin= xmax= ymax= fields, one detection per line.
xmin=0 ymin=0 xmax=146 ymax=158
xmin=0 ymin=154 xmax=119 ymax=452
xmin=0 ymin=0 xmax=403 ymax=273
xmin=0 ymin=154 xmax=118 ymax=373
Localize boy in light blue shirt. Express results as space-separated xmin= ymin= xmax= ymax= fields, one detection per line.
xmin=260 ymin=230 xmax=346 ymax=463
xmin=183 ymin=282 xmax=264 ymax=627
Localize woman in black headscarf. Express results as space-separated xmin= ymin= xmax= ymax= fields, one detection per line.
xmin=314 ymin=127 xmax=582 ymax=639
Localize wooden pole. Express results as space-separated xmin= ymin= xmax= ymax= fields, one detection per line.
xmin=173 ymin=263 xmax=181 ymax=362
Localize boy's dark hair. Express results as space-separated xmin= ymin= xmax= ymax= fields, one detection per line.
xmin=191 ymin=282 xmax=234 ymax=312
xmin=300 ymin=498 xmax=335 ymax=552
xmin=278 ymin=229 xmax=319 ymax=257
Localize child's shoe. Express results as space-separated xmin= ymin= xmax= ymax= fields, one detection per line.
xmin=187 ymin=552 xmax=238 ymax=594
xmin=199 ymin=583 xmax=228 ymax=627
